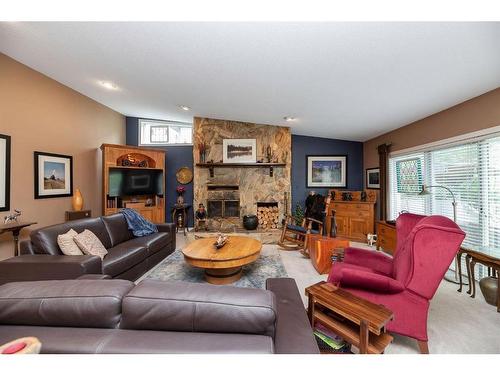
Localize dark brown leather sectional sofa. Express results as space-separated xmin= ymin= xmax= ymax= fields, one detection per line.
xmin=0 ymin=278 xmax=319 ymax=354
xmin=0 ymin=213 xmax=176 ymax=285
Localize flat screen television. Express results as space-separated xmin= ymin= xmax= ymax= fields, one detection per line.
xmin=108 ymin=168 xmax=163 ymax=197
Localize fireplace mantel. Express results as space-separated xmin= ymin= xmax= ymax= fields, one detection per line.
xmin=196 ymin=162 xmax=286 ymax=177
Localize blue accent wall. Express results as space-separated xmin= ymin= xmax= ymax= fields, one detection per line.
xmin=126 ymin=117 xmax=194 ymax=226
xmin=291 ymin=134 xmax=363 ymax=212
xmin=126 ymin=118 xmax=364 ymax=225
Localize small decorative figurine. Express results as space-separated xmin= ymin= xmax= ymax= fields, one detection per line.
xmin=367 ymin=233 xmax=377 ymax=247
xmin=195 ymin=203 xmax=208 ymax=231
xmin=4 ymin=209 xmax=21 ymax=224
xmin=214 ymin=233 xmax=228 ymax=249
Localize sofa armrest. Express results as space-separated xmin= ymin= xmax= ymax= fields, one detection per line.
xmin=337 ymin=268 xmax=404 ymax=293
xmin=156 ymin=222 xmax=175 ymax=233
xmin=343 ymin=247 xmax=394 ymax=275
xmin=265 ymin=278 xmax=320 ymax=354
xmin=0 ymin=255 xmax=102 ymax=285
xmin=19 ymin=240 xmax=36 ymax=255
xmin=156 ymin=223 xmax=176 ymax=248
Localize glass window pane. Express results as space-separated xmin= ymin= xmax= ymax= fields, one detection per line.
xmin=139 ymin=119 xmax=192 ymax=145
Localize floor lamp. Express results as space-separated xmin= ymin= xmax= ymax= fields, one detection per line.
xmin=419 ymin=184 xmax=463 ymax=284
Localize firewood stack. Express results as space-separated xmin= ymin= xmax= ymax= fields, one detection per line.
xmin=257 ymin=206 xmax=280 ymax=230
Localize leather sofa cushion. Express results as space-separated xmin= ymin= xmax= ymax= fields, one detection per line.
xmin=121 ymin=280 xmax=277 ymax=337
xmin=0 ymin=326 xmax=274 ymax=354
xmin=0 ymin=280 xmax=134 ymax=328
xmin=31 ymin=218 xmax=112 ymax=255
xmin=102 ymin=242 xmax=148 ymax=277
xmin=125 ymin=232 xmax=170 ymax=256
xmin=101 ymin=213 xmax=134 ymax=247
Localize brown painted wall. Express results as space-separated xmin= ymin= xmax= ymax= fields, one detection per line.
xmin=0 ymin=53 xmax=125 ymax=260
xmin=364 ymin=87 xmax=500 ymax=172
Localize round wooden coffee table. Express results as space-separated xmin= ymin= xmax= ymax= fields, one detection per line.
xmin=182 ymin=236 xmax=262 ymax=285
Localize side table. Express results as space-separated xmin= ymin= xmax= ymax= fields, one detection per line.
xmin=457 ymin=246 xmax=500 ymax=312
xmin=171 ymin=204 xmax=191 ymax=236
xmin=305 ymin=281 xmax=394 ymax=354
xmin=306 ymin=234 xmax=350 ymax=274
xmin=0 ymin=221 xmax=37 ymax=256
xmin=65 ymin=210 xmax=91 ymax=221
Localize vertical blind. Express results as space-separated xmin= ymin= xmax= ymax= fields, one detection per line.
xmin=388 ymin=133 xmax=500 ymax=274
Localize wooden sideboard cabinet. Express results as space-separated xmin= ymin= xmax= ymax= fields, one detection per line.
xmin=325 ymin=190 xmax=377 ymax=242
xmin=376 ymin=221 xmax=397 ymax=255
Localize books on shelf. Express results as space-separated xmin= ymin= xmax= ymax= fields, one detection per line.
xmin=314 ymin=323 xmax=350 ymax=352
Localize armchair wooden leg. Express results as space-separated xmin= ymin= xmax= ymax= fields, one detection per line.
xmin=417 ymin=340 xmax=429 ymax=354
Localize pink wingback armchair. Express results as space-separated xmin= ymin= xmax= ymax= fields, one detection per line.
xmin=327 ymin=213 xmax=465 ymax=353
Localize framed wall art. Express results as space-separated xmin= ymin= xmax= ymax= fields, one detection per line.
xmin=0 ymin=134 xmax=11 ymax=211
xmin=222 ymin=138 xmax=257 ymax=163
xmin=306 ymin=155 xmax=347 ymax=188
xmin=34 ymin=151 xmax=73 ymax=199
xmin=366 ymin=167 xmax=380 ymax=189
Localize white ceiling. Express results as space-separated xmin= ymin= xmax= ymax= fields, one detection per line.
xmin=1 ymin=22 xmax=500 ymax=141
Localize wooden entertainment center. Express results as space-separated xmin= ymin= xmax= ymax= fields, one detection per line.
xmin=101 ymin=144 xmax=166 ymax=223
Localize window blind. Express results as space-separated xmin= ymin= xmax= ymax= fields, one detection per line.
xmin=388 ymin=133 xmax=500 ymax=276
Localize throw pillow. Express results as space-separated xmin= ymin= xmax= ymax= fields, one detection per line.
xmin=57 ymin=229 xmax=83 ymax=256
xmin=73 ymin=229 xmax=108 ymax=260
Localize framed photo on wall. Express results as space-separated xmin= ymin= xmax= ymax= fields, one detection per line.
xmin=306 ymin=155 xmax=347 ymax=188
xmin=34 ymin=151 xmax=73 ymax=199
xmin=0 ymin=134 xmax=11 ymax=212
xmin=366 ymin=167 xmax=380 ymax=189
xmin=222 ymin=138 xmax=257 ymax=163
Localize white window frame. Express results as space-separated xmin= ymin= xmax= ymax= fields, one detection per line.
xmin=387 ymin=124 xmax=500 ymax=279
xmin=138 ymin=119 xmax=193 ymax=146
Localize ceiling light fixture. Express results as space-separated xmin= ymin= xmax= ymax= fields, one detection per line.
xmin=179 ymin=105 xmax=191 ymax=111
xmin=283 ymin=116 xmax=296 ymax=122
xmin=98 ymin=81 xmax=119 ymax=90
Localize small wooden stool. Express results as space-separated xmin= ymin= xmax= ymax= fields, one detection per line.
xmin=307 ymin=234 xmax=350 ymax=274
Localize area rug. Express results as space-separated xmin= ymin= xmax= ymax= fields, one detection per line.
xmin=145 ymin=246 xmax=288 ymax=289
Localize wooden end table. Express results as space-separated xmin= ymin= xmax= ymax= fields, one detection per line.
xmin=457 ymin=246 xmax=500 ymax=312
xmin=305 ymin=281 xmax=394 ymax=354
xmin=306 ymin=234 xmax=350 ymax=274
xmin=0 ymin=221 xmax=37 ymax=256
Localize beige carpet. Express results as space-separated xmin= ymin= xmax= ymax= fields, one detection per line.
xmin=167 ymin=233 xmax=500 ymax=354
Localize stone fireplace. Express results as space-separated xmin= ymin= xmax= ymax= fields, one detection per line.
xmin=193 ymin=117 xmax=291 ymax=232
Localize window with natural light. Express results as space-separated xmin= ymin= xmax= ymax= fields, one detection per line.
xmin=139 ymin=119 xmax=193 ymax=145
xmin=388 ymin=132 xmax=500 ymax=276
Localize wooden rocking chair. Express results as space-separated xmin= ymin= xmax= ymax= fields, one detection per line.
xmin=278 ymin=214 xmax=324 ymax=251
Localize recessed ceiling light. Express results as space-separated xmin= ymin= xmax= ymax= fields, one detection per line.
xmin=283 ymin=116 xmax=296 ymax=122
xmin=98 ymin=81 xmax=119 ymax=90
xmin=179 ymin=105 xmax=191 ymax=111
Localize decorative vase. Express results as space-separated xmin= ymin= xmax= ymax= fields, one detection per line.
xmin=176 ymin=194 xmax=185 ymax=206
xmin=479 ymin=276 xmax=498 ymax=306
xmin=72 ymin=189 xmax=83 ymax=211
xmin=243 ymin=214 xmax=258 ymax=230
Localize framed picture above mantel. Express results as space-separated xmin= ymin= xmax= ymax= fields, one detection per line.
xmin=34 ymin=151 xmax=73 ymax=199
xmin=306 ymin=155 xmax=347 ymax=188
xmin=222 ymin=138 xmax=257 ymax=164
xmin=0 ymin=134 xmax=11 ymax=212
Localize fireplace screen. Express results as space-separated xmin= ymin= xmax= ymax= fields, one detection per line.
xmin=207 ymin=199 xmax=240 ymax=218
xmin=207 ymin=200 xmax=223 ymax=218
xmin=224 ymin=200 xmax=240 ymax=218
